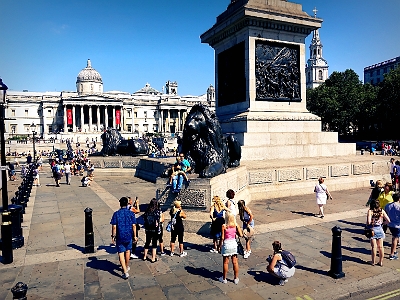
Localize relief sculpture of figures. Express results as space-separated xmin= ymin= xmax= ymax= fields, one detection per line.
xmin=255 ymin=41 xmax=301 ymax=101
xmin=181 ymin=104 xmax=241 ymax=178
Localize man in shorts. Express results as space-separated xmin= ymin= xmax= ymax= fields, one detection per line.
xmin=110 ymin=197 xmax=138 ymax=279
xmin=385 ymin=193 xmax=400 ymax=260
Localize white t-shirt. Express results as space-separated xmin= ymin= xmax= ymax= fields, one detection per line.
xmin=226 ymin=199 xmax=237 ymax=217
xmin=64 ymin=165 xmax=71 ymax=173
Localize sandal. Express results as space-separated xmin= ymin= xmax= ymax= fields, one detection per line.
xmin=151 ymin=258 xmax=158 ymax=263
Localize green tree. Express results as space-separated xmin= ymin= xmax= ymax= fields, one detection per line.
xmin=307 ymin=69 xmax=378 ymax=136
xmin=376 ymin=66 xmax=400 ymax=135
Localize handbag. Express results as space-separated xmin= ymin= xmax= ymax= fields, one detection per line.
xmin=364 ymin=226 xmax=374 ymax=238
xmin=166 ymin=210 xmax=179 ymax=232
xmin=319 ymin=184 xmax=331 ymax=199
xmin=243 ymin=225 xmax=254 ymax=240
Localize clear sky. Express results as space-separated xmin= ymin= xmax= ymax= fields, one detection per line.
xmin=0 ymin=0 xmax=399 ymax=96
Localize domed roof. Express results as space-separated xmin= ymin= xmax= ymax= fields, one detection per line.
xmin=76 ymin=59 xmax=102 ymax=83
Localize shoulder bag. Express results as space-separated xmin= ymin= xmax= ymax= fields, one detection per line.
xmin=166 ymin=210 xmax=179 ymax=232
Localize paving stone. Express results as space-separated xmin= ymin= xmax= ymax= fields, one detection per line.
xmin=132 ymin=286 xmax=167 ymax=300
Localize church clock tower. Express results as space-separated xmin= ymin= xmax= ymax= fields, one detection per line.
xmin=306 ymin=8 xmax=329 ymax=89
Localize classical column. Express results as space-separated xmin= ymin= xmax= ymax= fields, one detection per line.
xmin=104 ymin=106 xmax=108 ymax=129
xmin=112 ymin=106 xmax=116 ymax=128
xmin=42 ymin=107 xmax=46 ymax=136
xmin=121 ymin=108 xmax=125 ymax=132
xmin=178 ymin=109 xmax=181 ymax=132
xmin=97 ymin=106 xmax=100 ymax=131
xmin=80 ymin=105 xmax=84 ymax=131
xmin=167 ymin=110 xmax=170 ymax=132
xmin=72 ymin=105 xmax=76 ymax=132
xmin=131 ymin=107 xmax=134 ymax=133
xmin=63 ymin=105 xmax=67 ymax=133
xmin=88 ymin=105 xmax=92 ymax=132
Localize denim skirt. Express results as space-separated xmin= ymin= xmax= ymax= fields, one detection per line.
xmin=371 ymin=225 xmax=385 ymax=240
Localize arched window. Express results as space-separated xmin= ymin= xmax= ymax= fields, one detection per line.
xmin=80 ymin=84 xmax=83 ymax=92
xmin=318 ymin=70 xmax=323 ymax=80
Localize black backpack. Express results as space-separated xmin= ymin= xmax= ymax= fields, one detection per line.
xmin=144 ymin=211 xmax=159 ymax=231
xmin=280 ymin=250 xmax=296 ymax=268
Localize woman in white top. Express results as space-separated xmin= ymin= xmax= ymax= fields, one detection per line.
xmin=314 ymin=177 xmax=332 ymax=218
xmin=225 ymin=189 xmax=237 ymax=217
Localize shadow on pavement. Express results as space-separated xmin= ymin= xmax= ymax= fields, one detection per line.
xmin=338 ymin=219 xmax=366 ymax=227
xmin=341 ymin=227 xmax=364 ymax=235
xmin=247 ymin=270 xmax=278 ymax=285
xmin=295 ymin=265 xmax=328 ymax=276
xmin=86 ymin=257 xmax=121 ymax=277
xmin=290 ymin=211 xmax=315 ymax=217
xmin=67 ymin=243 xmax=85 ymax=253
xmin=185 ymin=242 xmax=211 ymax=253
xmin=185 ymin=266 xmax=221 ymax=281
xmin=342 ymin=245 xmax=370 ymax=255
xmin=97 ymin=244 xmax=117 ymax=254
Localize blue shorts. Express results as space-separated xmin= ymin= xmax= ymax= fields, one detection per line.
xmin=389 ymin=227 xmax=400 ymax=238
xmin=371 ymin=226 xmax=385 ymax=240
xmin=116 ymin=240 xmax=132 ymax=253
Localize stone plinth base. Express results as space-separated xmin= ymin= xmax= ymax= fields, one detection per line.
xmin=219 ymin=111 xmax=356 ymax=160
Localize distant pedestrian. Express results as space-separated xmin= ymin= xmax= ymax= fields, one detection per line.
xmin=366 ymin=180 xmax=384 ymax=207
xmin=267 ymin=241 xmax=296 ymax=286
xmin=219 ymin=212 xmax=243 ymax=284
xmin=110 ymin=197 xmax=138 ymax=279
xmin=210 ymin=196 xmax=229 ymax=253
xmin=314 ymin=177 xmax=332 ymax=218
xmin=64 ymin=161 xmax=71 ymax=185
xmin=128 ymin=196 xmax=140 ymax=259
xmin=143 ymin=198 xmax=161 ymax=263
xmin=367 ymin=200 xmax=390 ymax=266
xmin=384 ymin=193 xmax=400 ymax=260
xmin=33 ymin=165 xmax=40 ymax=186
xmin=225 ymin=189 xmax=237 ymax=217
xmin=169 ymin=200 xmax=187 ymax=257
xmin=238 ymin=200 xmax=254 ymax=259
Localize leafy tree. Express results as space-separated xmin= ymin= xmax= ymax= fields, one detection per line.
xmin=307 ymin=69 xmax=379 ymax=136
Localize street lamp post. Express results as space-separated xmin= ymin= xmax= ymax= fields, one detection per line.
xmin=30 ymin=123 xmax=36 ymax=162
xmin=0 ymin=77 xmax=13 ymax=264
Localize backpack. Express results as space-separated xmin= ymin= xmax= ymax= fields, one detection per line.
xmin=280 ymin=250 xmax=296 ymax=268
xmin=144 ymin=211 xmax=159 ymax=231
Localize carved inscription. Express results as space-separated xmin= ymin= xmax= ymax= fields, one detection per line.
xmin=306 ymin=167 xmax=327 ymax=180
xmin=249 ymin=171 xmax=274 ymax=184
xmin=331 ymin=165 xmax=350 ymax=177
xmin=278 ymin=169 xmax=302 ymax=182
xmin=353 ymin=164 xmax=372 ymax=175
xmin=158 ymin=189 xmax=207 ymax=208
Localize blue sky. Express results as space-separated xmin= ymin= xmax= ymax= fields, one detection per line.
xmin=0 ymin=0 xmax=399 ymax=96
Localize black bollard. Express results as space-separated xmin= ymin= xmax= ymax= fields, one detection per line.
xmin=84 ymin=207 xmax=95 ymax=253
xmin=0 ymin=205 xmax=24 ymax=250
xmin=328 ymin=226 xmax=345 ymax=279
xmin=11 ymin=282 xmax=28 ymax=300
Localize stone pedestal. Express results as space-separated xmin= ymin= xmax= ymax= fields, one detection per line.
xmin=201 ymin=0 xmax=355 ymax=160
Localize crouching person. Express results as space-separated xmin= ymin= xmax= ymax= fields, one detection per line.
xmin=267 ymin=241 xmax=295 ymax=286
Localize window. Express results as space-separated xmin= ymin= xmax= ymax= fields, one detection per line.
xmin=25 ymin=109 xmax=28 ymax=117
xmin=10 ymin=125 xmax=16 ymax=133
xmin=48 ymin=109 xmax=52 ymax=117
xmin=318 ymin=70 xmax=323 ymax=80
xmin=24 ymin=124 xmax=30 ymax=132
xmin=317 ymin=49 xmax=320 ymax=55
xmin=134 ymin=124 xmax=139 ymax=132
xmin=370 ymin=71 xmax=374 ymax=77
xmin=127 ymin=110 xmax=131 ymax=118
xmin=127 ymin=124 xmax=132 ymax=132
xmin=80 ymin=84 xmax=83 ymax=92
xmin=11 ymin=110 xmax=15 ymax=117
xmin=384 ymin=67 xmax=387 ymax=74
xmin=144 ymin=124 xmax=148 ymax=132
xmin=376 ymin=69 xmax=380 ymax=75
xmin=134 ymin=112 xmax=137 ymax=118
xmin=48 ymin=125 xmax=53 ymax=133
xmin=144 ymin=111 xmax=148 ymax=118
xmin=370 ymin=79 xmax=374 ymax=84
xmin=153 ymin=124 xmax=158 ymax=132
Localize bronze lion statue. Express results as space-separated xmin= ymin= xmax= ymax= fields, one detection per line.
xmin=101 ymin=128 xmax=148 ymax=156
xmin=182 ymin=104 xmax=241 ymax=178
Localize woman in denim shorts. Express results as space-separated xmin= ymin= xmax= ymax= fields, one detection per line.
xmin=367 ymin=200 xmax=390 ymax=266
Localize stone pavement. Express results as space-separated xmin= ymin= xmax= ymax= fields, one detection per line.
xmin=1 ymin=166 xmax=400 ymax=300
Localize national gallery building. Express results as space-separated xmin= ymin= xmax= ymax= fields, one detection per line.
xmin=4 ymin=59 xmax=215 ymax=140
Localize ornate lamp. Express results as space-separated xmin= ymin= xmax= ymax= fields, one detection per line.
xmin=30 ymin=123 xmax=37 ymax=162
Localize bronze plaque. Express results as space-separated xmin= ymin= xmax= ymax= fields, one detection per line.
xmin=255 ymin=40 xmax=301 ymax=102
xmin=217 ymin=42 xmax=246 ymax=107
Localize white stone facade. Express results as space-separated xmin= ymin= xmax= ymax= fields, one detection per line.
xmin=4 ymin=59 xmax=215 ymax=140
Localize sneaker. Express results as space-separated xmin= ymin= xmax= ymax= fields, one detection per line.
xmin=166 ymin=183 xmax=172 ymax=187
xmin=160 ymin=252 xmax=166 ymax=256
xmin=244 ymin=252 xmax=250 ymax=259
xmin=127 ymin=266 xmax=130 ymax=272
xmin=170 ymin=252 xmax=174 ymax=256
xmin=130 ymin=254 xmax=139 ymax=259
xmin=278 ymin=279 xmax=286 ymax=286
xmin=210 ymin=248 xmax=218 ymax=253
xmin=234 ymin=278 xmax=240 ymax=285
xmin=389 ymin=255 xmax=398 ymax=260
xmin=180 ymin=251 xmax=187 ymax=257
xmin=122 ymin=272 xmax=129 ymax=279
xmin=218 ymin=276 xmax=227 ymax=284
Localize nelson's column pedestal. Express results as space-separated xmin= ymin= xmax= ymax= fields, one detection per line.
xmin=200 ymin=0 xmax=355 ymax=161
